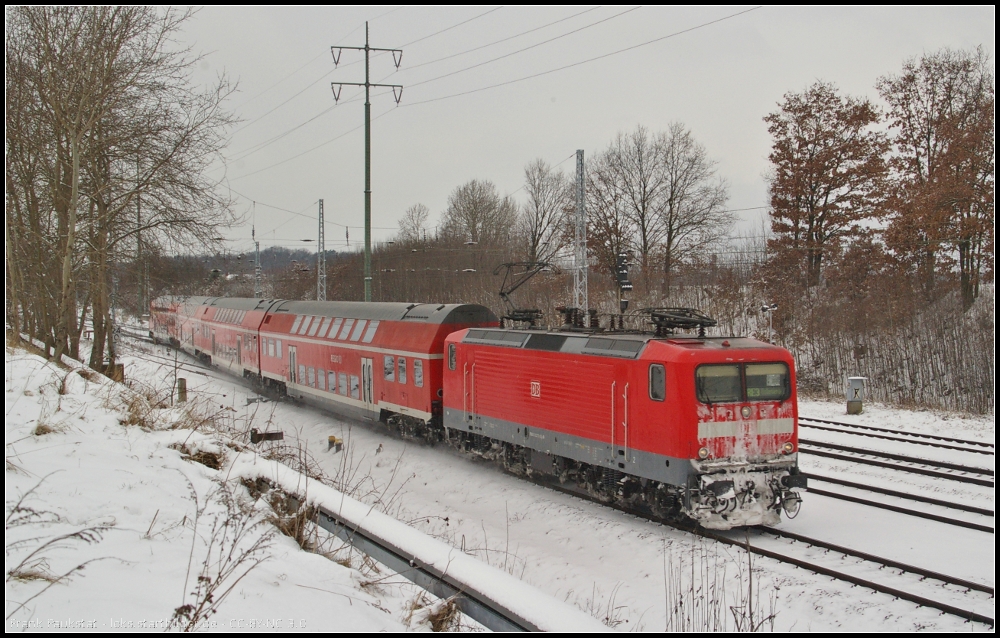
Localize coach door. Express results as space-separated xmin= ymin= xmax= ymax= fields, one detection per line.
xmin=288 ymin=346 xmax=297 ymax=385
xmin=361 ymin=358 xmax=375 ymax=419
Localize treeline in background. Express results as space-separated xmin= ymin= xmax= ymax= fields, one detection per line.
xmin=5 ymin=9 xmax=993 ymax=415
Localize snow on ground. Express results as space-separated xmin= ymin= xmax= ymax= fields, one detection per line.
xmin=89 ymin=337 xmax=994 ymax=632
xmin=4 ymin=344 xmax=464 ymax=632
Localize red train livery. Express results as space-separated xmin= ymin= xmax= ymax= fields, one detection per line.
xmin=151 ymin=296 xmax=805 ymax=529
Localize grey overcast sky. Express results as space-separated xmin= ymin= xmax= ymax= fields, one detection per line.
xmin=180 ymin=6 xmax=994 ymax=255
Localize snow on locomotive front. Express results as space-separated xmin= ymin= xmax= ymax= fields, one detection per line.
xmin=442 ymin=328 xmax=805 ymax=530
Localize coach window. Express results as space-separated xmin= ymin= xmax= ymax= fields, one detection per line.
xmin=414 ymin=360 xmax=424 ymax=387
xmin=448 ymin=344 xmax=456 ymax=370
xmin=318 ymin=317 xmax=332 ymax=338
xmin=275 ymin=340 xmax=282 ymax=358
xmin=339 ymin=372 xmax=348 ymax=396
xmin=327 ymin=317 xmax=343 ymax=338
xmin=745 ymin=362 xmax=790 ymax=401
xmin=268 ymin=339 xmax=275 ymax=358
xmin=398 ymin=357 xmax=407 ymax=384
xmin=298 ymin=364 xmax=306 ymax=386
xmin=307 ymin=367 xmax=316 ymax=388
xmin=649 ymin=364 xmax=666 ymax=401
xmin=349 ymin=375 xmax=360 ymax=399
xmin=384 ymin=355 xmax=395 ymax=382
xmin=338 ymin=318 xmax=355 ymax=340
xmin=317 ymin=369 xmax=326 ymax=391
xmin=308 ymin=317 xmax=323 ymax=337
xmin=695 ymin=364 xmax=742 ymax=404
xmin=362 ymin=320 xmax=379 ymax=343
xmin=328 ymin=371 xmax=337 ymax=393
xmin=349 ymin=319 xmax=367 ymax=341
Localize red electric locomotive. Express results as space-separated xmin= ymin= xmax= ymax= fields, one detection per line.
xmin=150 ymin=296 xmax=805 ymax=529
xmin=441 ymin=318 xmax=805 ymax=529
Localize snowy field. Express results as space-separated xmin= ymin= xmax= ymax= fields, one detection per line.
xmin=5 ymin=337 xmax=995 ymax=631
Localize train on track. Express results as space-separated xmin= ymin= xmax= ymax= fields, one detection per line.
xmin=150 ymin=295 xmax=806 ymax=529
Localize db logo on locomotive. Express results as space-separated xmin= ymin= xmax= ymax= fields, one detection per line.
xmin=530 ymin=381 xmax=541 ymax=398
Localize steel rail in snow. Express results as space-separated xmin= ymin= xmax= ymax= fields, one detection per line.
xmin=799 ymin=420 xmax=994 ymax=455
xmin=799 ymin=447 xmax=995 ymax=488
xmin=805 ymin=486 xmax=994 ymax=534
xmin=798 ymin=439 xmax=994 ymax=476
xmin=801 ymin=472 xmax=994 ymax=517
xmin=799 ymin=416 xmax=994 ymax=450
xmin=310 ymin=505 xmax=533 ymax=632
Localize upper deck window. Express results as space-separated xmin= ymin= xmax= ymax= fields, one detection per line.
xmin=362 ymin=320 xmax=379 ymax=343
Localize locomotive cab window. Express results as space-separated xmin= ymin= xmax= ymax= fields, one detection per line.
xmin=696 ymin=364 xmax=742 ymax=404
xmin=745 ymin=363 xmax=790 ymax=401
xmin=447 ymin=344 xmax=456 ymax=370
xmin=649 ymin=364 xmax=666 ymax=401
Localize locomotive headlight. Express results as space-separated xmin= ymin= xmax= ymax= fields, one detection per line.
xmin=697 ymin=447 xmax=710 ymax=460
xmin=782 ymin=441 xmax=795 ymax=454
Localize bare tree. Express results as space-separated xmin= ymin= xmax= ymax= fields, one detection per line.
xmin=5 ymin=7 xmax=238 ymax=369
xmin=517 ymin=159 xmax=571 ymax=262
xmin=587 ymin=154 xmax=636 ymax=280
xmin=597 ymin=126 xmax=667 ymax=273
xmin=396 ymin=203 xmax=430 ymax=243
xmin=657 ymin=122 xmax=732 ymax=297
xmin=440 ymin=179 xmax=517 ymax=247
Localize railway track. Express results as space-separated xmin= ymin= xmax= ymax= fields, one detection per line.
xmin=530 ymin=477 xmax=994 ymax=627
xmin=799 ymin=416 xmax=994 ymax=452
xmin=797 ymin=440 xmax=994 ymax=487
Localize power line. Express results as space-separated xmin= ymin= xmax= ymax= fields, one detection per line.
xmin=402 ymin=7 xmax=642 ymax=91
xmin=403 ymin=7 xmax=601 ymax=72
xmin=404 ymin=6 xmax=763 ymax=106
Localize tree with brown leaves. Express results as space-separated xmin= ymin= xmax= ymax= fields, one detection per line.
xmin=764 ymin=81 xmax=888 ymax=289
xmin=877 ymin=47 xmax=995 ymax=310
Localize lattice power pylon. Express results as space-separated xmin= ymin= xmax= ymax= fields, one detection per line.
xmin=573 ymin=149 xmax=588 ymax=323
xmin=317 ymin=199 xmax=326 ymax=301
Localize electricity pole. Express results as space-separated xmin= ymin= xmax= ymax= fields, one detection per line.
xmin=330 ymin=22 xmax=403 ymax=302
xmin=573 ymin=150 xmax=588 ymax=324
xmin=253 ymin=226 xmax=262 ymax=298
xmin=317 ymin=199 xmax=326 ymax=301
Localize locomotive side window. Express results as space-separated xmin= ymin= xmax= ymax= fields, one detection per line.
xmin=448 ymin=344 xmax=456 ymax=370
xmin=649 ymin=364 xmax=666 ymax=401
xmin=413 ymin=360 xmax=424 ymax=387
xmin=745 ymin=363 xmax=790 ymax=401
xmin=384 ymin=355 xmax=395 ymax=382
xmin=696 ymin=364 xmax=741 ymax=404
xmin=398 ymin=357 xmax=407 ymax=384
